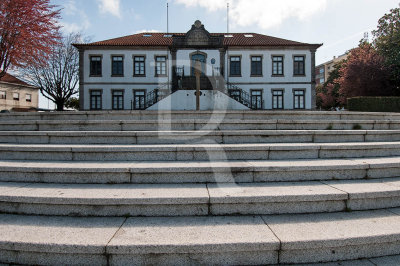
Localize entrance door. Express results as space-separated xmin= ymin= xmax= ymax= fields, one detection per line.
xmin=191 ymin=53 xmax=206 ymax=76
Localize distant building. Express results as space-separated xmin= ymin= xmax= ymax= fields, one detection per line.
xmin=74 ymin=20 xmax=322 ymax=111
xmin=316 ymin=54 xmax=348 ymax=85
xmin=0 ymin=73 xmax=39 ymax=111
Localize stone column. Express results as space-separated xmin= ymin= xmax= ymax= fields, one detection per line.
xmin=171 ymin=48 xmax=177 ymax=92
xmin=78 ymin=48 xmax=85 ymax=111
xmin=219 ymin=48 xmax=226 ymax=91
xmin=219 ymin=48 xmax=226 ymax=77
xmin=310 ymin=49 xmax=317 ymax=110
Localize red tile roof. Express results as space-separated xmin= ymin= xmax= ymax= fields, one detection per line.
xmin=75 ymin=33 xmax=322 ymax=48
xmin=0 ymin=73 xmax=31 ymax=86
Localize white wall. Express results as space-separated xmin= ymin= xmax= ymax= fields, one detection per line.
xmin=82 ymin=48 xmax=314 ymax=110
xmin=83 ymin=84 xmax=160 ymax=110
xmin=226 ymin=49 xmax=311 ymax=83
xmin=236 ymin=85 xmax=312 ymax=110
xmin=84 ymin=49 xmax=172 ymax=84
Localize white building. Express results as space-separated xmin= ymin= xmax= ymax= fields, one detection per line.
xmin=74 ymin=21 xmax=322 ymax=111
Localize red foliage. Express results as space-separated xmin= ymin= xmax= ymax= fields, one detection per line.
xmin=317 ymin=83 xmax=338 ymax=109
xmin=337 ymin=42 xmax=393 ymax=105
xmin=0 ymin=0 xmax=61 ymax=77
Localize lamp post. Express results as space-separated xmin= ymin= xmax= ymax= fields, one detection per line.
xmin=194 ymin=60 xmax=201 ymax=110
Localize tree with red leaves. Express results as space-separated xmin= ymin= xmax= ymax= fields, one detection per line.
xmin=0 ymin=0 xmax=60 ymax=78
xmin=337 ymin=42 xmax=394 ymax=105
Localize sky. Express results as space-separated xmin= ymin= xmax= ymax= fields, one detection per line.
xmin=40 ymin=0 xmax=399 ymax=108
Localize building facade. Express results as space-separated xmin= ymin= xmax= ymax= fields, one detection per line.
xmin=0 ymin=73 xmax=39 ymax=112
xmin=316 ymin=53 xmax=348 ymax=85
xmin=74 ymin=21 xmax=322 ymax=111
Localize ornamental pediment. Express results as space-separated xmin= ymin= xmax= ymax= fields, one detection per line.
xmin=172 ymin=20 xmax=223 ymax=48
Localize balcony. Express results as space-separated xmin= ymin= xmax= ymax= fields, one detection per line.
xmin=173 ymin=66 xmax=224 ymax=91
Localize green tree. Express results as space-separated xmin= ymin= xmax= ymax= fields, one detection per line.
xmin=372 ymin=4 xmax=400 ymax=93
xmin=65 ymin=97 xmax=79 ymax=110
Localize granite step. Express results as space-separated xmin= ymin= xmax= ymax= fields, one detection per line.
xmin=1 ymin=142 xmax=400 ymax=161
xmin=1 ymin=130 xmax=400 ymax=144
xmin=1 ymin=119 xmax=400 ymax=131
xmin=2 ymin=179 xmax=400 ymax=216
xmin=1 ymin=110 xmax=400 ymax=121
xmin=0 ymin=157 xmax=399 ymax=184
xmin=2 ymin=210 xmax=400 ymax=265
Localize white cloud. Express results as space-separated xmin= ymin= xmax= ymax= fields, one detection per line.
xmin=64 ymin=0 xmax=78 ymax=16
xmin=97 ymin=0 xmax=121 ymax=18
xmin=174 ymin=0 xmax=327 ymax=30
xmin=59 ymin=1 xmax=91 ymax=33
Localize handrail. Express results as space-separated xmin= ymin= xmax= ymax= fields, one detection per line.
xmin=227 ymin=83 xmax=263 ymax=110
xmin=144 ymin=83 xmax=171 ymax=109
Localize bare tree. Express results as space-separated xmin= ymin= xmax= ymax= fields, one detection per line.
xmin=24 ymin=33 xmax=82 ymax=111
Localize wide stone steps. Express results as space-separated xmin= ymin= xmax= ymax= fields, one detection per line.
xmin=1 ymin=142 xmax=400 ymax=161
xmin=1 ymin=119 xmax=400 ymax=131
xmin=1 ymin=130 xmax=400 ymax=144
xmin=1 ymin=110 xmax=400 ymax=121
xmin=2 ymin=210 xmax=400 ymax=265
xmin=0 ymin=157 xmax=399 ymax=184
xmin=1 ymin=179 xmax=400 ymax=217
xmin=2 ymin=110 xmax=400 ymax=265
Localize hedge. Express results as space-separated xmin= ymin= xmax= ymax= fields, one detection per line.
xmin=347 ymin=97 xmax=400 ymax=112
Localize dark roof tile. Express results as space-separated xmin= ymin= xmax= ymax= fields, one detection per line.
xmin=0 ymin=73 xmax=30 ymax=86
xmin=75 ymin=33 xmax=322 ymax=48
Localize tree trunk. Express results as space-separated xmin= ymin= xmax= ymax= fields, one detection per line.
xmin=56 ymin=100 xmax=64 ymax=111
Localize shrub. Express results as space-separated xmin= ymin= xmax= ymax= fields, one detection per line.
xmin=347 ymin=97 xmax=400 ymax=112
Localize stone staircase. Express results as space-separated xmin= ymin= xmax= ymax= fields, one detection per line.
xmin=2 ymin=110 xmax=400 ymax=265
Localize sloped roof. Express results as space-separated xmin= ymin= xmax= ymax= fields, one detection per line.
xmin=0 ymin=73 xmax=31 ymax=86
xmin=74 ymin=32 xmax=322 ymax=48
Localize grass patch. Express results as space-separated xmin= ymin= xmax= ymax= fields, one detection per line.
xmin=325 ymin=124 xmax=333 ymax=130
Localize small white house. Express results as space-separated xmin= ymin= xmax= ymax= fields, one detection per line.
xmin=73 ymin=20 xmax=322 ymax=111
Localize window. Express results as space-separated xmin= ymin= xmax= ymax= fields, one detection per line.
xmin=155 ymin=56 xmax=167 ymax=76
xmin=112 ymin=90 xmax=124 ymax=110
xmin=134 ymin=56 xmax=145 ymax=76
xmin=319 ymin=68 xmax=324 ymax=74
xmin=112 ymin=56 xmax=124 ymax=76
xmin=0 ymin=91 xmax=5 ymax=99
xmin=13 ymin=92 xmax=19 ymax=101
xmin=272 ymin=56 xmax=284 ymax=75
xmin=272 ymin=90 xmax=284 ymax=109
xmin=251 ymin=90 xmax=263 ymax=110
xmin=90 ymin=90 xmax=102 ymax=110
xmin=26 ymin=94 xmax=32 ymax=102
xmin=229 ymin=89 xmax=241 ymax=102
xmin=230 ymin=56 xmax=241 ymax=76
xmin=293 ymin=90 xmax=305 ymax=109
xmin=90 ymin=56 xmax=102 ymax=76
xmin=319 ymin=78 xmax=325 ymax=84
xmin=251 ymin=56 xmax=262 ymax=76
xmin=294 ymin=56 xmax=305 ymax=75
xmin=133 ymin=90 xmax=146 ymax=110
